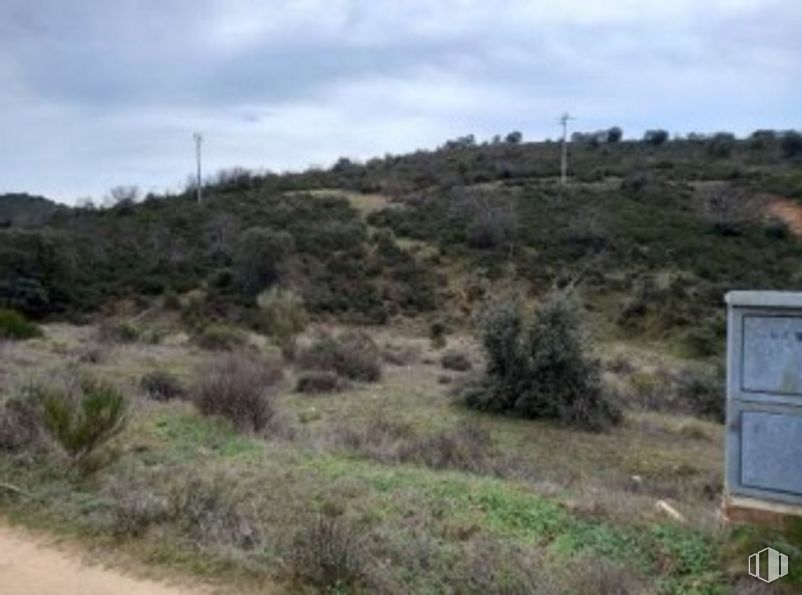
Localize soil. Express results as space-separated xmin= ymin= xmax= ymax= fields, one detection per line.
xmin=0 ymin=523 xmax=208 ymax=595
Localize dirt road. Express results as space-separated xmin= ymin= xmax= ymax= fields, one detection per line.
xmin=765 ymin=194 xmax=802 ymax=236
xmin=0 ymin=524 xmax=206 ymax=595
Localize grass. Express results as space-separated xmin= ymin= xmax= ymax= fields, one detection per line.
xmin=1 ymin=321 xmax=800 ymax=594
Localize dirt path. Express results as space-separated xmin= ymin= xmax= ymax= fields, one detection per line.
xmin=765 ymin=195 xmax=802 ymax=236
xmin=0 ymin=524 xmax=208 ymax=595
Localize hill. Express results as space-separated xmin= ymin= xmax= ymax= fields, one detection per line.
xmin=2 ymin=131 xmax=801 ymax=357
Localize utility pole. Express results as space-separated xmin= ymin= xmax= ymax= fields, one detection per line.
xmin=193 ymin=132 xmax=203 ymax=203
xmin=558 ymin=113 xmax=575 ymax=185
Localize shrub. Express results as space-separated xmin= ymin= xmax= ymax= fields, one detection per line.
xmin=429 ymin=320 xmax=448 ymax=349
xmin=195 ymin=324 xmax=248 ymax=351
xmin=37 ymin=375 xmax=128 ymax=476
xmin=643 ymin=129 xmax=669 ymax=146
xmin=465 ymin=293 xmax=621 ymax=430
xmin=0 ymin=394 xmax=42 ymax=451
xmin=398 ymin=423 xmax=493 ymax=473
xmin=781 ymin=131 xmax=802 ymax=158
xmin=677 ymin=368 xmax=725 ymax=423
xmin=288 ymin=514 xmax=365 ymax=590
xmin=139 ymin=370 xmax=185 ymax=401
xmin=297 ymin=331 xmax=382 ymax=382
xmin=193 ymin=351 xmax=282 ymax=431
xmin=296 ymin=370 xmax=349 ymax=394
xmin=441 ymin=350 xmax=472 ymax=372
xmin=0 ymin=308 xmax=42 ymax=340
xmin=257 ymin=287 xmax=308 ymax=359
xmin=96 ymin=319 xmax=141 ymax=343
xmin=233 ymin=227 xmax=295 ymax=295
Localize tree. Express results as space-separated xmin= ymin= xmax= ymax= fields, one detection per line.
xmin=707 ymin=132 xmax=736 ymax=158
xmin=505 ymin=131 xmax=523 ymax=144
xmin=781 ymin=131 xmax=802 ymax=158
xmin=233 ymin=228 xmax=295 ymax=295
xmin=606 ymin=126 xmax=623 ymax=143
xmin=104 ymin=185 xmax=140 ymax=207
xmin=643 ymin=129 xmax=669 ymax=146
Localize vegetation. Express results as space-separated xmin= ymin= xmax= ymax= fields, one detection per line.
xmin=465 ymin=293 xmax=622 ymax=430
xmin=29 ymin=373 xmax=128 ymax=476
xmin=257 ymin=286 xmax=308 ymax=359
xmin=2 ymin=128 xmax=802 ymax=593
xmin=0 ymin=308 xmax=42 ymax=340
xmin=192 ymin=351 xmax=283 ymax=431
xmin=297 ymin=330 xmax=382 ymax=382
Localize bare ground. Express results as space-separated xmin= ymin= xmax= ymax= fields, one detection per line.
xmin=0 ymin=522 xmax=208 ymax=595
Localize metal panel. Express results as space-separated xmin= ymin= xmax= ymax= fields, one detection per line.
xmin=742 ymin=316 xmax=802 ymax=395
xmin=741 ymin=411 xmax=802 ymax=495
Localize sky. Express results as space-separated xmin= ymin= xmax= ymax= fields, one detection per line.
xmin=0 ymin=1 xmax=800 ymax=204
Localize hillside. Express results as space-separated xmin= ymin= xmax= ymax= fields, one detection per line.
xmin=3 ymin=131 xmax=802 ymax=594
xmin=2 ymin=132 xmax=802 ymax=356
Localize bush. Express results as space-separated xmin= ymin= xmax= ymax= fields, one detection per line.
xmin=257 ymin=287 xmax=308 ymax=359
xmin=233 ymin=227 xmax=295 ymax=295
xmin=96 ymin=319 xmax=141 ymax=343
xmin=195 ymin=324 xmax=248 ymax=351
xmin=428 ymin=320 xmax=448 ymax=349
xmin=441 ymin=350 xmax=472 ymax=371
xmin=0 ymin=308 xmax=42 ymax=340
xmin=193 ymin=351 xmax=283 ymax=431
xmin=781 ymin=131 xmax=802 ymax=158
xmin=37 ymin=374 xmax=128 ymax=476
xmin=139 ymin=370 xmax=185 ymax=401
xmin=465 ymin=293 xmax=621 ymax=430
xmin=677 ymin=368 xmax=725 ymax=423
xmin=398 ymin=423 xmax=493 ymax=473
xmin=288 ymin=514 xmax=365 ymax=590
xmin=0 ymin=394 xmax=42 ymax=451
xmin=297 ymin=331 xmax=382 ymax=382
xmin=296 ymin=370 xmax=349 ymax=394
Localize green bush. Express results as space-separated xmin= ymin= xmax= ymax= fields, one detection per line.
xmin=297 ymin=331 xmax=382 ymax=382
xmin=195 ymin=324 xmax=248 ymax=351
xmin=0 ymin=308 xmax=42 ymax=340
xmin=257 ymin=287 xmax=308 ymax=359
xmin=37 ymin=375 xmax=128 ymax=476
xmin=233 ymin=227 xmax=294 ymax=296
xmin=465 ymin=293 xmax=621 ymax=430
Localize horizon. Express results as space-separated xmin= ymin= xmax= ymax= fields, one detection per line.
xmin=1 ymin=0 xmax=800 ymax=204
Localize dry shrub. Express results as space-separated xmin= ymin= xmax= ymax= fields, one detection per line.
xmin=96 ymin=319 xmax=141 ymax=344
xmin=0 ymin=394 xmax=42 ymax=452
xmin=381 ymin=342 xmax=420 ymax=366
xmin=170 ymin=474 xmax=264 ymax=550
xmin=334 ymin=413 xmax=496 ymax=475
xmin=257 ymin=287 xmax=308 ymax=359
xmin=287 ymin=513 xmax=366 ymax=590
xmin=105 ymin=470 xmax=174 ymax=537
xmin=297 ymin=330 xmax=382 ymax=382
xmin=451 ymin=537 xmax=558 ymax=595
xmin=333 ymin=415 xmax=417 ymax=463
xmin=563 ymin=555 xmax=648 ymax=595
xmin=193 ymin=351 xmax=283 ymax=431
xmin=441 ymin=349 xmax=472 ymax=371
xmin=77 ymin=344 xmax=106 ymax=364
xmin=398 ymin=423 xmax=493 ymax=473
xmin=194 ymin=324 xmax=248 ymax=351
xmin=140 ymin=370 xmax=185 ymax=401
xmin=296 ymin=370 xmax=349 ymax=394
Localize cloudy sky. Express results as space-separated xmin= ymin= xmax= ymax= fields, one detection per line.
xmin=1 ymin=1 xmax=800 ymax=203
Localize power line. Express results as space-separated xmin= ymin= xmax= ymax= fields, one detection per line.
xmin=558 ymin=113 xmax=576 ymax=185
xmin=193 ymin=132 xmax=203 ymax=203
